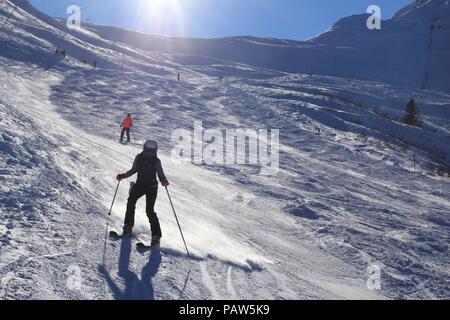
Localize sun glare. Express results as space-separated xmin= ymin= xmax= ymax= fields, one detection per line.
xmin=136 ymin=0 xmax=186 ymax=36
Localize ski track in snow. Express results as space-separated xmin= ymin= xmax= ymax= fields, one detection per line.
xmin=226 ymin=267 xmax=238 ymax=299
xmin=0 ymin=68 xmax=278 ymax=299
xmin=199 ymin=262 xmax=221 ymax=300
xmin=1 ymin=0 xmax=449 ymax=300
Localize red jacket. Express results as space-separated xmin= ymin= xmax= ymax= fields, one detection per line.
xmin=121 ymin=117 xmax=133 ymax=129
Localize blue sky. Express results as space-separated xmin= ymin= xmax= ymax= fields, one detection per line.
xmin=30 ymin=0 xmax=412 ymax=40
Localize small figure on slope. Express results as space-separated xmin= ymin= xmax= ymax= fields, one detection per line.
xmin=120 ymin=114 xmax=133 ymax=143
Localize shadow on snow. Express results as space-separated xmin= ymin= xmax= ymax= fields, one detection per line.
xmin=99 ymin=237 xmax=161 ymax=300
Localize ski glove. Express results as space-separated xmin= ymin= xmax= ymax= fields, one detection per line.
xmin=116 ymin=173 xmax=127 ymax=181
xmin=161 ymin=179 xmax=169 ymax=187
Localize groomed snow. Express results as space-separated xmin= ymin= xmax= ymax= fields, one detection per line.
xmin=0 ymin=0 xmax=449 ymax=300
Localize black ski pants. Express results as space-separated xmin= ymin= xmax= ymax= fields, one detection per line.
xmin=120 ymin=128 xmax=131 ymax=142
xmin=124 ymin=184 xmax=162 ymax=237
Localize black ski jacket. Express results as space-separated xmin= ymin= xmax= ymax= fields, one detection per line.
xmin=125 ymin=153 xmax=166 ymax=188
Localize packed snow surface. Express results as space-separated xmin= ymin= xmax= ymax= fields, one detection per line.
xmin=0 ymin=0 xmax=449 ymax=299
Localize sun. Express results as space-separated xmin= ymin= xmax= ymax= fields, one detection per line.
xmin=135 ymin=0 xmax=186 ymax=36
xmin=148 ymin=0 xmax=174 ymax=12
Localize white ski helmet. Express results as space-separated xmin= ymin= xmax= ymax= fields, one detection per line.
xmin=144 ymin=140 xmax=158 ymax=151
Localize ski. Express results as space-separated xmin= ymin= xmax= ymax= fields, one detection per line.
xmin=136 ymin=242 xmax=157 ymax=250
xmin=109 ymin=230 xmax=159 ymax=249
xmin=109 ymin=230 xmax=125 ymax=239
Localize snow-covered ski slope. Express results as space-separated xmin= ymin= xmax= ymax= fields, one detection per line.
xmin=0 ymin=0 xmax=449 ymax=300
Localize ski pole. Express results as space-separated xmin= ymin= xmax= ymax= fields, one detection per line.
xmin=108 ymin=181 xmax=121 ymax=216
xmin=165 ymin=186 xmax=190 ymax=257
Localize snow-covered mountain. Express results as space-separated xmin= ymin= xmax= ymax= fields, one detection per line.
xmin=0 ymin=0 xmax=449 ymax=300
xmin=84 ymin=0 xmax=450 ymax=93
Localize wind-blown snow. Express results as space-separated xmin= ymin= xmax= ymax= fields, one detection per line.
xmin=0 ymin=0 xmax=449 ymax=300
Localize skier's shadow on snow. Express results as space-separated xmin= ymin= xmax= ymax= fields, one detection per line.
xmin=99 ymin=237 xmax=161 ymax=300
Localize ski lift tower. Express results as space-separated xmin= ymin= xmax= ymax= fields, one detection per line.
xmin=422 ymin=16 xmax=441 ymax=90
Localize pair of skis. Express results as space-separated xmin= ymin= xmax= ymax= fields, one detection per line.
xmin=108 ymin=181 xmax=190 ymax=257
xmin=109 ymin=230 xmax=159 ymax=250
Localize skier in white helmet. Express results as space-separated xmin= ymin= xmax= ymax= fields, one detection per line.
xmin=116 ymin=140 xmax=169 ymax=244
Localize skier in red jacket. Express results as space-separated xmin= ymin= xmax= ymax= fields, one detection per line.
xmin=120 ymin=114 xmax=133 ymax=143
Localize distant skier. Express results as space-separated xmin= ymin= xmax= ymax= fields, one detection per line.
xmin=177 ymin=73 xmax=181 ymax=81
xmin=120 ymin=114 xmax=133 ymax=143
xmin=55 ymin=48 xmax=66 ymax=59
xmin=116 ymin=140 xmax=169 ymax=244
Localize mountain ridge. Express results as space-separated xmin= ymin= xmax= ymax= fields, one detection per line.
xmin=62 ymin=0 xmax=450 ymax=93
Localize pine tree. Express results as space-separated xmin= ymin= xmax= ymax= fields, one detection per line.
xmin=402 ymin=99 xmax=422 ymax=127
xmin=437 ymin=165 xmax=445 ymax=177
